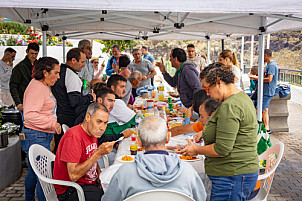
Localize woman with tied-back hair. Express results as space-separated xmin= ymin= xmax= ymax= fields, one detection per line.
xmin=21 ymin=57 xmax=62 ymax=201
xmin=180 ymin=65 xmax=259 ymax=201
xmin=219 ymin=50 xmax=242 ymax=90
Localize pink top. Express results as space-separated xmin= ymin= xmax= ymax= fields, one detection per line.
xmin=23 ymin=79 xmax=57 ymax=133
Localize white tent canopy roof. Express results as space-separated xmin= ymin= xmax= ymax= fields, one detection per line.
xmin=1 ymin=0 xmax=302 ymax=40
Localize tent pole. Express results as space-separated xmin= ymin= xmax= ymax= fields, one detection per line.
xmin=257 ymin=32 xmax=266 ymax=122
xmin=240 ymin=36 xmax=244 ymax=72
xmin=42 ymin=11 xmax=47 ymax=56
xmin=250 ymin=35 xmax=254 ymax=68
xmin=207 ymin=38 xmax=210 ymax=65
xmin=221 ymin=39 xmax=224 ymax=51
xmin=62 ymin=32 xmax=66 ymax=63
xmin=42 ymin=31 xmax=47 ymax=56
xmin=257 ymin=16 xmax=267 ymax=122
xmin=266 ymin=33 xmax=270 ymax=49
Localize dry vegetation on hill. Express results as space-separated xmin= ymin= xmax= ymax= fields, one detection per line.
xmin=130 ymin=30 xmax=302 ymax=70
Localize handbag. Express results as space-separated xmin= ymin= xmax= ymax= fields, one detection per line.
xmin=257 ymin=121 xmax=272 ymax=155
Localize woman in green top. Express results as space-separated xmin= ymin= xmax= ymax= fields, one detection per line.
xmin=180 ymin=64 xmax=259 ymax=200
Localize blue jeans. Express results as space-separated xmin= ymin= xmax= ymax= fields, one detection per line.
xmin=256 ymin=95 xmax=273 ymax=111
xmin=208 ymin=171 xmax=259 ymax=201
xmin=21 ymin=127 xmax=54 ymax=201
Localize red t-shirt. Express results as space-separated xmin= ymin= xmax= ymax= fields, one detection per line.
xmin=53 ymin=125 xmax=98 ymax=195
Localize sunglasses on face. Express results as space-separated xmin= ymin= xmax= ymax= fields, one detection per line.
xmin=203 ymin=84 xmax=212 ymax=93
xmin=93 ymin=62 xmax=99 ymax=64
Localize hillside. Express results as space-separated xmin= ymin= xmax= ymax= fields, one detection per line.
xmin=131 ymin=30 xmax=302 ymax=70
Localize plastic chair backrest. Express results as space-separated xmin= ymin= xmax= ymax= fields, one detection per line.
xmin=28 ymin=144 xmax=59 ymax=200
xmin=29 ymin=144 xmax=85 ymax=201
xmin=250 ymin=142 xmax=284 ymax=201
xmin=62 ymin=124 xmax=70 ymax=133
xmin=124 ymin=189 xmax=195 ymax=201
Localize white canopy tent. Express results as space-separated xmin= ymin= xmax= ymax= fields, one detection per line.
xmin=1 ymin=0 xmax=302 ymax=121
xmin=1 ymin=1 xmax=302 ymax=40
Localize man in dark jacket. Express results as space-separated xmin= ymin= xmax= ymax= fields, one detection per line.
xmin=51 ymin=48 xmax=96 ymax=154
xmin=156 ymin=48 xmax=201 ymax=108
xmin=9 ymin=43 xmax=39 ymax=110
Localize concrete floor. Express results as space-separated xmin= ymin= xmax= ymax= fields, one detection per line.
xmin=1 ymin=89 xmax=302 ymax=201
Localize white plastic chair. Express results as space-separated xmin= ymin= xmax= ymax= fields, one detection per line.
xmin=29 ymin=144 xmax=85 ymax=201
xmin=249 ymin=142 xmax=284 ymax=201
xmin=124 ymin=189 xmax=195 ymax=201
xmin=62 ymin=124 xmax=69 ymax=133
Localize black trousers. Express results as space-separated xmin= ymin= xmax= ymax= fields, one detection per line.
xmin=57 ymin=183 xmax=104 ymax=201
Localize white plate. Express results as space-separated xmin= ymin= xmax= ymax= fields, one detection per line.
xmin=178 ymin=155 xmax=202 ymax=162
xmin=116 ymin=155 xmax=135 ymax=163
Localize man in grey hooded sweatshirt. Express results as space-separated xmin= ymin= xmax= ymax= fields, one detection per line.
xmin=102 ymin=116 xmax=207 ymax=201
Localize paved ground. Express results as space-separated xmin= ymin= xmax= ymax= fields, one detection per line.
xmin=267 ymin=100 xmax=302 ymax=200
xmin=1 ymin=92 xmax=302 ymax=201
xmin=289 ymin=85 xmax=302 ymax=106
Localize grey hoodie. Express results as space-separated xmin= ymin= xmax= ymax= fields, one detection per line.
xmin=102 ymin=152 xmax=207 ymax=201
xmin=163 ymin=61 xmax=202 ymax=108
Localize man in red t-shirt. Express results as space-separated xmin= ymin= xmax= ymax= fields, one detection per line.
xmin=53 ymin=102 xmax=115 ymax=201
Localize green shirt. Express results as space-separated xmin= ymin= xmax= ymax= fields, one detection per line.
xmin=176 ymin=62 xmax=184 ymax=78
xmin=104 ymin=115 xmax=136 ymax=136
xmin=203 ymin=91 xmax=259 ymax=177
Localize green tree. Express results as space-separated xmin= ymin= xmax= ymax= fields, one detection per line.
xmin=0 ymin=21 xmax=37 ymax=34
xmin=96 ymin=40 xmax=135 ymax=54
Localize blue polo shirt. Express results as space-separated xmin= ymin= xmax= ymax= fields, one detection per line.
xmin=263 ymin=61 xmax=278 ymax=97
xmin=142 ymin=52 xmax=155 ymax=63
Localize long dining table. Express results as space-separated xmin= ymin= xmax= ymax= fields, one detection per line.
xmin=100 ymin=134 xmax=212 ymax=200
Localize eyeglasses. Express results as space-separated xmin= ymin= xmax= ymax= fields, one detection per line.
xmin=93 ymin=62 xmax=99 ymax=64
xmin=203 ymin=84 xmax=212 ymax=93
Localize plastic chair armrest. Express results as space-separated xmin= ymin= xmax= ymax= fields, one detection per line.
xmin=257 ymin=170 xmax=275 ymax=181
xmin=38 ymin=176 xmax=85 ymax=201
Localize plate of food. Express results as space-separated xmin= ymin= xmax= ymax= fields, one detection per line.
xmin=166 ymin=145 xmax=186 ymax=153
xmin=179 ymin=155 xmax=201 ymax=162
xmin=168 ymin=91 xmax=179 ymax=98
xmin=116 ymin=155 xmax=135 ymax=163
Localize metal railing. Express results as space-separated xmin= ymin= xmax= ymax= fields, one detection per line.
xmin=278 ymin=68 xmax=302 ymax=86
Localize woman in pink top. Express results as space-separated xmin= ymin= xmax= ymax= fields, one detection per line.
xmin=21 ymin=57 xmax=61 ymax=201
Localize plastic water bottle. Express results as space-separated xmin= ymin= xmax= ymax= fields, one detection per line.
xmin=145 ymin=106 xmax=155 ymax=117
xmin=135 ymin=110 xmax=144 ymax=126
xmin=153 ymin=107 xmax=159 ymax=116
xmin=148 ymin=88 xmax=153 ymax=99
xmin=157 ymin=81 xmax=165 ymax=101
xmin=159 ymin=107 xmax=168 ymax=122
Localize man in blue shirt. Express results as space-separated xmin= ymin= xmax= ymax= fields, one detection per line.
xmin=77 ymin=40 xmax=94 ymax=95
xmin=141 ymin=46 xmax=155 ymax=86
xmin=106 ymin=44 xmax=122 ymax=76
xmin=251 ymin=49 xmax=278 ymax=133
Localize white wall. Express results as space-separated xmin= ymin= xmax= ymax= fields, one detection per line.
xmin=0 ymin=40 xmax=109 ymax=67
xmin=0 ymin=46 xmax=73 ymax=65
